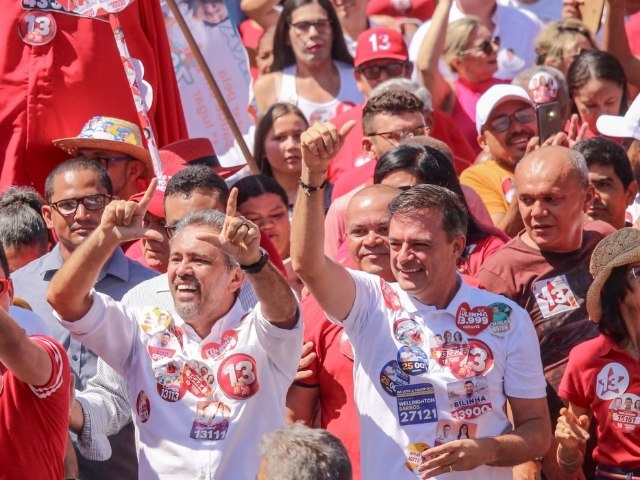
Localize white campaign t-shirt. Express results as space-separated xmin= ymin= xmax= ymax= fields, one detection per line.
xmin=332 ymin=270 xmax=546 ymax=480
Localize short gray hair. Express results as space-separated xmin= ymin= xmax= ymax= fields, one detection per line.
xmin=259 ymin=423 xmax=352 ymax=480
xmin=370 ymin=78 xmax=433 ymax=113
xmin=0 ymin=186 xmax=48 ymax=252
xmin=172 ymin=209 xmax=238 ymax=270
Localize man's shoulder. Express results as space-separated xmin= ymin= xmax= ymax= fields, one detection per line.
xmin=123 ymin=273 xmax=168 ymax=300
xmin=477 ymin=235 xmax=528 ymax=269
xmin=125 ymin=257 xmax=159 ymax=282
xmin=12 ymin=249 xmax=58 ymax=280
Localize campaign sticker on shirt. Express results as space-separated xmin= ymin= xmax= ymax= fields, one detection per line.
xmin=433 ymin=419 xmax=477 ymax=446
xmin=528 ymin=72 xmax=559 ymax=104
xmin=338 ymin=330 xmax=354 ymax=360
xmin=396 ymin=383 xmax=438 ymax=426
xmin=183 ymin=360 xmax=214 ymax=398
xmin=609 ymin=394 xmax=640 ymax=432
xmin=393 ymin=318 xmax=424 ymax=347
xmin=488 ymin=302 xmax=512 ymax=336
xmin=596 ymin=362 xmax=630 ymax=400
xmin=405 ymin=442 xmax=431 ymax=474
xmin=397 ymin=346 xmax=429 ymax=376
xmin=201 ymin=330 xmax=239 ymax=361
xmin=379 ymin=360 xmax=410 ymax=396
xmin=136 ymin=390 xmax=151 ymax=423
xmin=380 ymin=278 xmax=402 ymax=311
xmin=154 ymin=361 xmax=186 ymax=402
xmin=18 ymin=11 xmax=57 ymax=46
xmin=217 ymin=353 xmax=260 ymax=400
xmin=455 ymin=303 xmax=492 ymax=336
xmin=448 ymin=339 xmax=494 ymax=379
xmin=147 ymin=330 xmax=180 ymax=361
xmin=190 ymin=400 xmax=231 ymax=441
xmin=533 ymin=275 xmax=580 ymax=319
xmin=447 ymin=376 xmax=493 ymax=420
xmin=140 ymin=307 xmax=172 ymax=335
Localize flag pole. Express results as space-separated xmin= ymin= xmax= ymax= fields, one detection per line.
xmin=165 ymin=0 xmax=258 ymax=173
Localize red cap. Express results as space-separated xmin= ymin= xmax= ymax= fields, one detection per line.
xmin=354 ymin=27 xmax=408 ymax=68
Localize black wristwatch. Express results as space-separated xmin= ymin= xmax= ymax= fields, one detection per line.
xmin=239 ymin=247 xmax=269 ymax=274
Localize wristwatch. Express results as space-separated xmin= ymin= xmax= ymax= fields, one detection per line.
xmin=239 ymin=247 xmax=269 ymax=274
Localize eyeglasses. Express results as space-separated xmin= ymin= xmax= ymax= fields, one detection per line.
xmin=365 ymin=125 xmax=429 ymax=144
xmin=458 ymin=37 xmax=500 ymax=56
xmin=164 ymin=224 xmax=178 ymax=239
xmin=485 ymin=107 xmax=535 ymax=134
xmin=49 ymin=194 xmax=112 ymax=216
xmin=356 ymin=62 xmax=412 ymax=81
xmin=289 ymin=18 xmax=331 ymax=35
xmin=0 ymin=278 xmax=10 ymax=295
xmin=628 ymin=266 xmax=640 ymax=281
xmin=86 ymin=155 xmax=133 ymax=169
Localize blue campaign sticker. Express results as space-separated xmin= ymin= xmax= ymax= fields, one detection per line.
xmin=379 ymin=360 xmax=411 ymax=396
xmin=397 ymin=346 xmax=429 ymax=376
xmin=396 ymin=383 xmax=438 ymax=425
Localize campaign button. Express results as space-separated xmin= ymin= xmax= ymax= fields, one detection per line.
xmin=393 ymin=318 xmax=424 ymax=347
xmin=136 ymin=390 xmax=151 ymax=423
xmin=455 ymin=302 xmax=492 ymax=336
xmin=396 ymin=383 xmax=438 ymax=426
xmin=217 ymin=353 xmax=259 ymax=400
xmin=18 ymin=11 xmax=57 ymax=46
xmin=397 ymin=346 xmax=428 ymax=376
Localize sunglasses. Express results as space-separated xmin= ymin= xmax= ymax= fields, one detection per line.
xmin=628 ymin=266 xmax=640 ymax=281
xmin=0 ymin=278 xmax=10 ymax=295
xmin=356 ymin=62 xmax=412 ymax=81
xmin=91 ymin=155 xmax=133 ymax=169
xmin=49 ymin=194 xmax=112 ymax=216
xmin=486 ymin=107 xmax=535 ymax=134
xmin=289 ymin=18 xmax=331 ymax=35
xmin=365 ymin=125 xmax=429 ymax=144
xmin=458 ymin=37 xmax=500 ymax=57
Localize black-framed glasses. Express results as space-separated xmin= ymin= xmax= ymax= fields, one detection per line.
xmin=86 ymin=155 xmax=133 ymax=169
xmin=49 ymin=194 xmax=112 ymax=216
xmin=164 ymin=224 xmax=178 ymax=239
xmin=485 ymin=107 xmax=535 ymax=134
xmin=356 ymin=61 xmax=412 ymax=81
xmin=289 ymin=18 xmax=331 ymax=35
xmin=458 ymin=36 xmax=500 ymax=57
xmin=365 ymin=125 xmax=429 ymax=144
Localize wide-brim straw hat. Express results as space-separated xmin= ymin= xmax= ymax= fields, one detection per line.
xmin=53 ymin=116 xmax=153 ymax=178
xmin=586 ymin=227 xmax=640 ymax=322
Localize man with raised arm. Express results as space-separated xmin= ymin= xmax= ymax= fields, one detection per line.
xmin=47 ymin=181 xmax=301 ymax=479
xmin=291 ymin=121 xmax=550 ymax=479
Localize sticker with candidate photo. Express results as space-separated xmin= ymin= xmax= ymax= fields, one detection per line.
xmin=379 ymin=360 xmax=410 ymax=396
xmin=183 ymin=360 xmax=214 ymax=398
xmin=447 ymin=377 xmax=492 ymax=420
xmin=455 ymin=302 xmax=492 ymax=336
xmin=609 ymin=393 xmax=640 ymax=433
xmin=488 ymin=302 xmax=512 ymax=336
xmin=201 ymin=330 xmax=238 ymax=361
xmin=154 ymin=361 xmax=186 ymax=403
xmin=429 ymin=331 xmax=469 ymax=369
xmin=190 ymin=400 xmax=231 ymax=441
xmin=140 ymin=307 xmax=172 ymax=335
xmin=528 ymin=71 xmax=559 ymax=104
xmin=136 ymin=390 xmax=151 ymax=423
xmin=396 ymin=383 xmax=438 ymax=426
xmin=393 ymin=318 xmax=424 ymax=348
xmin=448 ymin=339 xmax=494 ymax=379
xmin=405 ymin=442 xmax=431 ymax=474
xmin=433 ymin=419 xmax=477 ymax=446
xmin=397 ymin=346 xmax=428 ymax=376
xmin=147 ymin=330 xmax=180 ymax=361
xmin=18 ymin=11 xmax=57 ymax=46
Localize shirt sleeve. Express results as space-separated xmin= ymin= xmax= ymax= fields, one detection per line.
xmin=460 ymin=167 xmax=508 ymax=215
xmin=28 ymin=335 xmax=69 ymax=399
xmin=56 ymin=291 xmax=139 ymax=377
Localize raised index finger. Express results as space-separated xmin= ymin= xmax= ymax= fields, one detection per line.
xmin=226 ymin=187 xmax=238 ymax=218
xmin=138 ymin=178 xmax=158 ymax=211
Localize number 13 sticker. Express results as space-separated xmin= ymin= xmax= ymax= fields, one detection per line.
xmin=19 ymin=11 xmax=57 ymax=46
xmin=217 ymin=353 xmax=260 ymax=400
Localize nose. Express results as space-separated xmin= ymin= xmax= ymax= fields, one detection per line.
xmin=395 ymin=243 xmax=414 ymax=263
xmin=174 ymin=258 xmax=193 ymax=277
xmin=73 ymin=202 xmax=92 ymax=220
xmin=362 ymin=230 xmax=381 ymax=247
xmin=530 ymin=200 xmax=547 ymax=217
xmin=284 ymin=135 xmax=300 ymax=151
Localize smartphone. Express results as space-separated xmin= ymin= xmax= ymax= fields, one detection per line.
xmin=536 ymin=102 xmax=564 ymax=145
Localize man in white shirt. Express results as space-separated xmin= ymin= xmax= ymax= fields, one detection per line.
xmin=291 ymin=121 xmax=550 ymax=479
xmin=48 ymin=182 xmax=302 ymax=479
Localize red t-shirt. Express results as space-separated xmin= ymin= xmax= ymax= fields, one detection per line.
xmin=297 ymin=295 xmax=361 ymax=480
xmin=0 ymin=1 xmax=188 ymax=194
xmin=626 ymin=12 xmax=640 ymax=57
xmin=559 ymin=334 xmax=640 ymax=469
xmin=0 ymin=335 xmax=70 ymax=480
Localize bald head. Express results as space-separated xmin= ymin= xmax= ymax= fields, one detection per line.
xmin=515 ymin=145 xmax=594 ymax=253
xmin=346 ymin=185 xmax=399 ymax=281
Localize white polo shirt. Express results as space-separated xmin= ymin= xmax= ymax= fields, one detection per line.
xmin=333 ymin=270 xmax=546 ymax=480
xmin=59 ymin=292 xmax=302 ymax=480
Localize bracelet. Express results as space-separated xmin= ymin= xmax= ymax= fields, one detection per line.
xmin=239 ymin=247 xmax=269 ymax=274
xmin=298 ymin=177 xmax=328 ymax=197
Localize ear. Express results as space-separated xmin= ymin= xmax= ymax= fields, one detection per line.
xmin=583 ymin=184 xmax=596 ymax=212
xmin=41 ymin=205 xmax=55 ymax=229
xmin=228 ymin=267 xmax=245 ymax=295
xmin=452 ymin=233 xmax=467 ymax=259
xmin=127 ymin=159 xmax=146 ymax=179
xmin=626 ymin=180 xmax=638 ymax=206
xmin=477 ymin=134 xmax=489 ymax=152
xmin=362 ymin=136 xmax=376 ymax=157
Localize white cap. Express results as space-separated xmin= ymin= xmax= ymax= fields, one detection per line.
xmin=476 ymin=84 xmax=534 ymax=134
xmin=596 ymin=93 xmax=640 ymax=141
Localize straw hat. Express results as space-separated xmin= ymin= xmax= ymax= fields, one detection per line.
xmin=586 ymin=228 xmax=640 ymax=322
xmin=53 ymin=116 xmax=153 ymax=178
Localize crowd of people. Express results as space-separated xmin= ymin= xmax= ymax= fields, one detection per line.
xmin=3 ymin=0 xmax=640 ymax=479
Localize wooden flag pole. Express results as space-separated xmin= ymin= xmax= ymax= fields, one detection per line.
xmin=165 ymin=0 xmax=258 ymax=173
